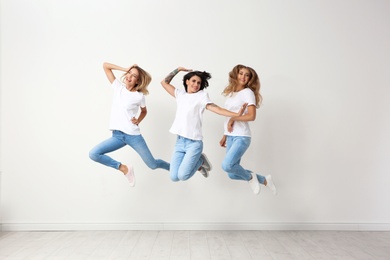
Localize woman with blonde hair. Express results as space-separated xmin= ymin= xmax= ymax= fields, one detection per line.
xmin=220 ymin=64 xmax=277 ymax=195
xmin=89 ymin=62 xmax=169 ymax=187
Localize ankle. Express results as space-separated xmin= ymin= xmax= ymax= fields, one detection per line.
xmin=119 ymin=164 xmax=127 ymax=174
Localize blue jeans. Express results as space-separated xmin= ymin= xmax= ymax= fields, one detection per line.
xmin=170 ymin=136 xmax=203 ymax=181
xmin=89 ymin=130 xmax=170 ymax=171
xmin=222 ymin=136 xmax=265 ymax=184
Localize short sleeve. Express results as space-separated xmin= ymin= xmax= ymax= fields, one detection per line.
xmin=111 ymin=79 xmax=122 ymax=90
xmin=202 ymin=92 xmax=213 ymax=108
xmin=244 ymin=89 xmax=256 ymax=107
xmin=174 ymin=88 xmax=184 ymax=99
xmin=140 ymin=95 xmax=146 ymax=108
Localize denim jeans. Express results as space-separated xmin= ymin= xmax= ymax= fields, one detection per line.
xmin=222 ymin=136 xmax=265 ymax=184
xmin=170 ymin=136 xmax=203 ymax=181
xmin=89 ymin=130 xmax=170 ymax=171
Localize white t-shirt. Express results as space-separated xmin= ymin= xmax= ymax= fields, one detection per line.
xmin=169 ymin=88 xmax=212 ymax=140
xmin=108 ymin=79 xmax=145 ymax=135
xmin=224 ymin=88 xmax=256 ymax=137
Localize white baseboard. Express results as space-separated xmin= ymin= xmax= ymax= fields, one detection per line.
xmin=1 ymin=222 xmax=390 ymax=231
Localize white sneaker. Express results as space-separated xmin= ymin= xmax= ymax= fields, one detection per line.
xmin=124 ymin=165 xmax=135 ymax=187
xmin=249 ymin=172 xmax=260 ymax=195
xmin=265 ymin=175 xmax=277 ymax=195
xmin=199 ymin=166 xmax=209 ymax=178
xmin=200 ymin=153 xmax=212 ymax=171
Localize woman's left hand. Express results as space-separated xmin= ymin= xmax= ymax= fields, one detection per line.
xmin=131 ymin=117 xmax=139 ymax=125
xmin=227 ymin=118 xmax=235 ymax=132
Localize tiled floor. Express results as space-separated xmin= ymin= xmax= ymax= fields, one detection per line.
xmin=0 ymin=230 xmax=389 ymax=259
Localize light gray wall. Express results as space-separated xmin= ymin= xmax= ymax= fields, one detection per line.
xmin=1 ymin=0 xmax=390 ymax=231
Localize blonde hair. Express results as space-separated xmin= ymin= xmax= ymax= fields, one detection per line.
xmin=121 ymin=65 xmax=151 ymax=95
xmin=222 ymin=64 xmax=262 ymax=107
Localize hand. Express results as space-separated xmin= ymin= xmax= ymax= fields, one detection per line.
xmin=178 ymin=67 xmax=192 ymax=72
xmin=227 ymin=119 xmax=235 ymax=133
xmin=219 ymin=135 xmax=227 ymax=147
xmin=237 ymin=103 xmax=248 ymax=116
xmin=131 ymin=117 xmax=139 ymax=125
xmin=127 ymin=64 xmax=138 ymax=71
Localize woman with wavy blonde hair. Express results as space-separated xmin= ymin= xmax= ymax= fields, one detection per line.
xmin=120 ymin=65 xmax=151 ymax=95
xmin=89 ymin=62 xmax=170 ymax=187
xmin=220 ymin=64 xmax=277 ymax=195
xmin=223 ymin=64 xmax=262 ymax=106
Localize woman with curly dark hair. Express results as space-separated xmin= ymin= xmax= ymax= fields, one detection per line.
xmin=161 ymin=67 xmax=245 ymax=182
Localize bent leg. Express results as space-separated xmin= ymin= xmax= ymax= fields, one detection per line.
xmin=177 ymin=139 xmax=203 ymax=181
xmin=222 ymin=136 xmax=252 ymax=181
xmin=169 ymin=137 xmax=186 ymax=182
xmin=128 ymin=134 xmax=170 ymax=171
xmin=89 ymin=134 xmax=126 ymax=170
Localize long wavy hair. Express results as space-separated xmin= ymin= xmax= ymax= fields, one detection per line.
xmin=222 ymin=64 xmax=262 ymax=107
xmin=182 ymin=71 xmax=211 ymax=92
xmin=121 ymin=65 xmax=151 ymax=95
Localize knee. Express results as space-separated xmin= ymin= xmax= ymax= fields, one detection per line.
xmin=147 ymin=163 xmax=158 ymax=170
xmin=222 ymin=161 xmax=233 ymax=172
xmin=89 ymin=150 xmax=98 ymax=162
xmin=178 ymin=176 xmax=189 ymax=181
xmin=144 ymin=158 xmax=164 ymax=170
xmin=169 ymin=170 xmax=179 ymax=182
xmin=227 ymin=172 xmax=236 ymax=180
xmin=170 ymin=175 xmax=179 ymax=182
xmin=177 ymin=172 xmax=190 ymax=181
xmin=222 ymin=162 xmax=236 ymax=180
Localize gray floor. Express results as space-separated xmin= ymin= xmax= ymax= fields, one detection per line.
xmin=0 ymin=230 xmax=389 ymax=259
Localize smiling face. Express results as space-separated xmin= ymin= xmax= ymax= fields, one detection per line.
xmin=186 ymin=75 xmax=202 ymax=93
xmin=124 ymin=68 xmax=139 ymax=90
xmin=237 ymin=68 xmax=251 ymax=88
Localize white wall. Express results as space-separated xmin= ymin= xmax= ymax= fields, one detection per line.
xmin=1 ymin=0 xmax=390 ymax=231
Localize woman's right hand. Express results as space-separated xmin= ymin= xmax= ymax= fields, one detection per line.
xmin=124 ymin=64 xmax=138 ymax=72
xmin=219 ymin=135 xmax=227 ymax=147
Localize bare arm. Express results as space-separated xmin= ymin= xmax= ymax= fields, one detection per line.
xmin=219 ymin=135 xmax=227 ymax=147
xmin=161 ymin=67 xmax=192 ymax=97
xmin=221 ymin=104 xmax=253 ymax=145
xmin=230 ymin=105 xmax=256 ymax=122
xmin=103 ymin=62 xmax=130 ymax=84
xmin=206 ymin=103 xmax=247 ymax=117
xmin=131 ymin=107 xmax=147 ymax=125
xmin=226 ymin=105 xmax=256 ymax=132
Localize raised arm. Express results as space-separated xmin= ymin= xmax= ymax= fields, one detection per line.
xmin=161 ymin=67 xmax=192 ymax=97
xmin=103 ymin=62 xmax=131 ymax=84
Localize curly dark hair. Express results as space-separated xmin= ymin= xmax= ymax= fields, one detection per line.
xmin=182 ymin=71 xmax=211 ymax=92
